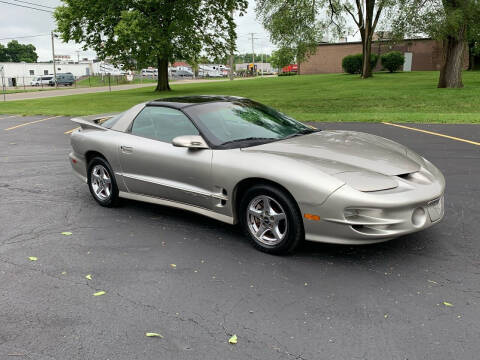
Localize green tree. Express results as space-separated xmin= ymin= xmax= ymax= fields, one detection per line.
xmin=55 ymin=0 xmax=247 ymax=91
xmin=3 ymin=40 xmax=38 ymax=62
xmin=257 ymin=0 xmax=394 ymax=78
xmin=270 ymin=47 xmax=295 ymax=70
xmin=256 ymin=0 xmax=326 ymax=74
xmin=329 ymin=0 xmax=395 ymax=78
xmin=392 ymin=0 xmax=480 ymax=88
xmin=0 ymin=44 xmax=8 ymax=62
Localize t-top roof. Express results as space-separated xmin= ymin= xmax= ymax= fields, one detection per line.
xmin=147 ymin=95 xmax=245 ymax=109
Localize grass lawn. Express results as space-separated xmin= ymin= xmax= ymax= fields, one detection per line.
xmin=1 ymin=71 xmax=480 ymax=123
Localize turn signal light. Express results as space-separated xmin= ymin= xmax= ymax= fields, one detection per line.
xmin=304 ymin=213 xmax=320 ymax=221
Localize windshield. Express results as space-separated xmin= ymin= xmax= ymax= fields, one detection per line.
xmin=184 ymin=100 xmax=316 ymax=148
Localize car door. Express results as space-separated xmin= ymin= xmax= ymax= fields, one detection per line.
xmin=118 ymin=105 xmax=214 ymax=209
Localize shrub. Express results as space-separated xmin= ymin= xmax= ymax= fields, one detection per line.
xmin=342 ymin=53 xmax=379 ymax=74
xmin=278 ymin=71 xmax=297 ymax=76
xmin=381 ymin=51 xmax=405 ymax=73
xmin=342 ymin=54 xmax=362 ymax=74
xmin=370 ymin=53 xmax=379 ymax=70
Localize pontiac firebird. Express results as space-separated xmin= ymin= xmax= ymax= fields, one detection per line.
xmin=68 ymin=96 xmax=445 ymax=254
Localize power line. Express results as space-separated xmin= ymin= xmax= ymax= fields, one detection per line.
xmin=12 ymin=0 xmax=56 ymax=9
xmin=0 ymin=33 xmax=50 ymax=41
xmin=0 ymin=0 xmax=54 ymax=13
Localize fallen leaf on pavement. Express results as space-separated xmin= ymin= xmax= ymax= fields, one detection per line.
xmin=28 ymin=256 xmax=37 ymax=261
xmin=170 ymin=264 xmax=176 ymax=268
xmin=427 ymin=280 xmax=438 ymax=284
xmin=443 ymin=301 xmax=453 ymax=307
xmin=85 ymin=274 xmax=92 ymax=280
xmin=146 ymin=332 xmax=163 ymax=338
xmin=61 ymin=232 xmax=73 ymax=236
xmin=93 ymin=291 xmax=106 ymax=296
xmin=228 ymin=334 xmax=237 ymax=344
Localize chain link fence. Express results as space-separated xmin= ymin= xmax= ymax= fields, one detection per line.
xmin=1 ymin=72 xmax=202 ymax=92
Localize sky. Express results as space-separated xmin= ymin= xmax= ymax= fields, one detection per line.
xmin=0 ymin=0 xmax=274 ymax=62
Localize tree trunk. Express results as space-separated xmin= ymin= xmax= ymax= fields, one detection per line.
xmin=361 ymin=1 xmax=373 ymax=79
xmin=155 ymin=57 xmax=171 ymax=92
xmin=362 ymin=36 xmax=373 ymax=78
xmin=438 ymin=26 xmax=466 ymax=88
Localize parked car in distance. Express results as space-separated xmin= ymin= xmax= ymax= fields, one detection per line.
xmin=30 ymin=75 xmax=54 ymax=86
xmin=141 ymin=68 xmax=158 ymax=77
xmin=52 ymin=72 xmax=75 ymax=86
xmin=171 ymin=69 xmax=194 ymax=78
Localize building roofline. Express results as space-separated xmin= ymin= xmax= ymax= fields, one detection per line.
xmin=317 ymin=37 xmax=434 ymax=46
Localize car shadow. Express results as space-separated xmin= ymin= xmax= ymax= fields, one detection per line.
xmin=118 ymin=198 xmax=439 ymax=265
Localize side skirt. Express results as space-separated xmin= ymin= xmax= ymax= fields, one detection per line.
xmin=118 ymin=191 xmax=235 ymax=225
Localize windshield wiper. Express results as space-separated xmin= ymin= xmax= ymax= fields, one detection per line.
xmin=220 ymin=137 xmax=277 ymax=146
xmin=283 ymin=128 xmax=319 ymax=139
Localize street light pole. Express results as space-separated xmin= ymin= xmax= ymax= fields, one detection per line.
xmin=51 ymin=31 xmax=58 ymax=88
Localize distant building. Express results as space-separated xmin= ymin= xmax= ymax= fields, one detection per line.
xmin=0 ymin=61 xmax=125 ymax=87
xmin=235 ymin=62 xmax=274 ymax=73
xmin=299 ymin=38 xmax=469 ymax=74
xmin=0 ymin=62 xmax=94 ymax=78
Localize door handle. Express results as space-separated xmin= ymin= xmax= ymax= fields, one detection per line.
xmin=120 ymin=145 xmax=133 ymax=153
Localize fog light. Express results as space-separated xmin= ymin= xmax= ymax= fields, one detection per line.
xmin=412 ymin=207 xmax=426 ymax=227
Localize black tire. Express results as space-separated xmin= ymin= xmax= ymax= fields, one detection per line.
xmin=239 ymin=184 xmax=304 ymax=255
xmin=87 ymin=156 xmax=119 ymax=207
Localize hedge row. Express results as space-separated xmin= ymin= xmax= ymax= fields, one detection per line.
xmin=342 ymin=51 xmax=405 ymax=74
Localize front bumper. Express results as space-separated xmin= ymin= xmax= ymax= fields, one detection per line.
xmin=302 ymin=165 xmax=445 ymax=245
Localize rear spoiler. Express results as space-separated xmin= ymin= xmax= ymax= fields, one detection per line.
xmin=70 ymin=115 xmax=113 ymax=131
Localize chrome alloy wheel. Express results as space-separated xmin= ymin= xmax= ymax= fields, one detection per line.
xmin=90 ymin=164 xmax=112 ymax=201
xmin=247 ymin=195 xmax=287 ymax=245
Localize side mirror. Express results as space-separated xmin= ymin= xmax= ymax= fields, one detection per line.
xmin=172 ymin=135 xmax=209 ymax=149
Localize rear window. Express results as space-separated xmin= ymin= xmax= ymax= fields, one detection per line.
xmin=101 ymin=112 xmax=124 ymax=129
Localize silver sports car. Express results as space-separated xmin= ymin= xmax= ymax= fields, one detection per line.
xmin=69 ymin=96 xmax=445 ymax=254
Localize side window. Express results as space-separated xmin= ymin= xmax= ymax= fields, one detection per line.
xmin=131 ymin=106 xmax=199 ymax=143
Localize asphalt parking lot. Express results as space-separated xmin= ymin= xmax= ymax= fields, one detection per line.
xmin=0 ymin=114 xmax=479 ymax=360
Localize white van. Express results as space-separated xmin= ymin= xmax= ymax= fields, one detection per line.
xmin=31 ymin=76 xmax=54 ymax=86
xmin=141 ymin=68 xmax=158 ymax=77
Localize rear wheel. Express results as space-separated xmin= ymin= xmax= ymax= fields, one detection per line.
xmin=87 ymin=157 xmax=119 ymax=207
xmin=239 ymin=185 xmax=304 ymax=254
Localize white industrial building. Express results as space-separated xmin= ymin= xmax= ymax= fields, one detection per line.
xmin=0 ymin=62 xmax=93 ymax=78
xmin=0 ymin=61 xmax=125 ymax=87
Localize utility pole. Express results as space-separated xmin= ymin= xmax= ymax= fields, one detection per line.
xmin=229 ymin=9 xmax=234 ymax=81
xmin=261 ymin=50 xmax=264 ymax=77
xmin=51 ymin=31 xmax=58 ymax=87
xmin=248 ymin=33 xmax=260 ymax=76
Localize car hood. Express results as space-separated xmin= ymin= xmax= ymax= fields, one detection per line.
xmin=242 ymin=130 xmax=420 ymax=179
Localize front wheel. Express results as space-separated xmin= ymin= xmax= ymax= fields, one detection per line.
xmin=87 ymin=157 xmax=119 ymax=207
xmin=239 ymin=185 xmax=304 ymax=254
